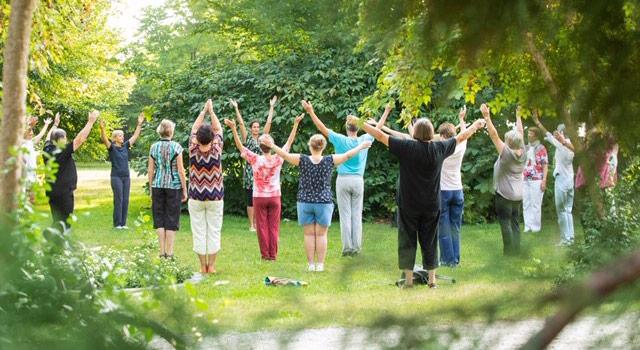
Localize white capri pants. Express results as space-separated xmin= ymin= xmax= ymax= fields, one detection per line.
xmin=188 ymin=199 xmax=224 ymax=255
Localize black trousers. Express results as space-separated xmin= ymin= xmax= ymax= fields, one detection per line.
xmin=111 ymin=176 xmax=131 ymax=227
xmin=495 ymin=193 xmax=522 ymax=255
xmin=151 ymin=187 xmax=182 ymax=231
xmin=48 ymin=191 xmax=74 ymax=231
xmin=397 ymin=208 xmax=440 ymax=270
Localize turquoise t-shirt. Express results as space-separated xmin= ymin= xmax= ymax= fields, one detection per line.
xmin=328 ymin=130 xmax=374 ymax=176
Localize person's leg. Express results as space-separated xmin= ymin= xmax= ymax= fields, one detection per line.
xmin=397 ymin=208 xmax=419 ymax=286
xmin=315 ymin=223 xmax=329 ymax=270
xmin=495 ymin=194 xmax=513 ymax=255
xmin=197 ymin=255 xmax=207 ymax=273
xmin=189 ymin=199 xmax=206 ymax=272
xmin=449 ymin=190 xmax=465 ymax=265
xmin=303 ymin=224 xmax=316 ymax=267
xmin=530 ymin=179 xmax=543 ymax=232
xmin=60 ymin=191 xmax=74 ymax=230
xmin=49 ymin=193 xmax=65 ymax=231
xmin=253 ymin=197 xmax=269 ymax=259
xmin=418 ymin=211 xmax=440 ymax=286
xmin=157 ymin=228 xmax=166 ymax=257
xmin=164 ymin=189 xmax=181 ymax=257
xmin=268 ymin=196 xmax=281 ymax=260
xmin=111 ymin=176 xmax=123 ymax=227
xmin=554 ymin=177 xmax=567 ymax=242
xmin=522 ymin=180 xmax=532 ymax=232
xmin=438 ymin=191 xmax=454 ymax=265
xmin=246 ymin=188 xmax=255 ymax=230
xmin=351 ymin=177 xmax=364 ymax=254
xmin=121 ymin=176 xmax=131 ymax=227
xmin=566 ymin=186 xmax=575 ymax=243
xmin=511 ymin=199 xmax=522 ymax=254
xmin=205 ymin=200 xmax=223 ymax=273
xmin=152 ymin=188 xmax=167 ymax=257
xmin=336 ymin=176 xmax=353 ymax=255
xmin=165 ymin=230 xmax=176 ymax=256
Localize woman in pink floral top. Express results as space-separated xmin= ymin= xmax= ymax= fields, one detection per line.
xmin=225 ymin=114 xmax=304 ymax=260
xmin=523 ymin=126 xmax=548 ymax=233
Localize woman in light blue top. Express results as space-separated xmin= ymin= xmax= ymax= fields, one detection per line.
xmin=302 ymin=100 xmax=392 ymax=256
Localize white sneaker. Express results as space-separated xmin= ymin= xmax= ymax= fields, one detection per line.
xmin=315 ymin=263 xmax=324 ymax=272
xmin=121 ymin=226 xmax=129 ymax=230
xmin=115 ymin=226 xmax=123 ymax=229
xmin=307 ymin=264 xmax=315 ymax=272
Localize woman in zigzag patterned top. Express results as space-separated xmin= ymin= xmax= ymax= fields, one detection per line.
xmin=262 ymin=100 xmax=372 ymax=273
xmin=188 ymin=99 xmax=224 ymax=274
xmin=225 ymin=113 xmax=303 ymax=262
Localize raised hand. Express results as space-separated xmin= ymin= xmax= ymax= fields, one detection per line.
xmin=260 ymin=135 xmax=275 ymax=148
xmin=137 ymin=112 xmax=145 ymax=125
xmin=28 ymin=116 xmax=38 ymax=127
xmin=229 ymin=99 xmax=238 ymax=109
xmin=472 ymin=118 xmax=486 ymax=129
xmin=294 ymin=113 xmax=304 ymax=124
xmin=480 ymin=104 xmax=490 ymax=119
xmin=88 ymin=110 xmax=99 ymax=123
xmin=459 ymin=105 xmax=467 ymax=121
xmin=54 ymin=113 xmax=60 ymax=126
xmin=270 ymin=96 xmax=278 ymax=107
xmin=516 ymin=105 xmax=523 ymax=119
xmin=44 ymin=117 xmax=52 ymax=125
xmin=301 ymin=100 xmax=314 ymax=114
xmin=223 ymin=118 xmax=236 ymax=128
xmin=359 ymin=140 xmax=373 ymax=149
xmin=385 ymin=103 xmax=393 ymax=113
xmin=99 ymin=119 xmax=106 ymax=129
xmin=346 ymin=115 xmax=360 ymax=126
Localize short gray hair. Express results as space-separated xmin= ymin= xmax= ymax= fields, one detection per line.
xmin=50 ymin=129 xmax=67 ymax=143
xmin=156 ymin=119 xmax=175 ymax=138
xmin=504 ymin=130 xmax=524 ymax=150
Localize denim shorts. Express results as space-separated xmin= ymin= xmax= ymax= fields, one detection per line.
xmin=297 ymin=202 xmax=334 ymax=227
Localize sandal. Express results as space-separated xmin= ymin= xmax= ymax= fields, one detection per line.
xmin=428 ymin=282 xmax=438 ymax=289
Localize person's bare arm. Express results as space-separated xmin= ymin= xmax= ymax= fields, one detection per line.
xmin=541 ymin=163 xmax=549 ymax=192
xmin=129 ymin=113 xmax=145 ymax=146
xmin=47 ymin=113 xmax=61 ymax=141
xmin=176 ymin=155 xmax=187 ymax=202
xmin=555 ymin=131 xmax=575 ymax=152
xmin=33 ymin=117 xmax=53 ymax=144
xmin=455 ymin=119 xmax=486 ymax=144
xmin=459 ymin=105 xmax=467 ymax=132
xmin=147 ymin=156 xmax=155 ymax=196
xmin=283 ymin=113 xmax=304 ymax=151
xmin=73 ymin=111 xmax=99 ymax=151
xmin=531 ymin=109 xmax=549 ymax=135
xmin=332 ymin=141 xmax=372 ymax=165
xmin=208 ymin=99 xmax=222 ymax=133
xmin=515 ymin=106 xmax=524 ymax=136
xmin=301 ymin=100 xmax=329 ymax=137
xmin=99 ymin=119 xmax=111 ymax=148
xmin=481 ymin=103 xmax=505 ymax=154
xmin=375 ymin=103 xmax=393 ymax=129
xmin=351 ymin=116 xmax=389 ymax=147
xmin=263 ymin=96 xmax=277 ymax=134
xmin=262 ymin=137 xmax=301 ymax=166
xmin=224 ymin=119 xmax=245 ymax=152
xmin=230 ymin=99 xmax=247 ymax=143
xmin=192 ymin=102 xmax=207 ymax=135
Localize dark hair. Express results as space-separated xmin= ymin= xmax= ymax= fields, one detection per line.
xmin=347 ymin=124 xmax=358 ymax=133
xmin=249 ymin=120 xmax=260 ymax=129
xmin=50 ymin=129 xmax=67 ymax=143
xmin=413 ymin=118 xmax=434 ymax=142
xmin=196 ymin=124 xmax=213 ymax=145
xmin=528 ymin=126 xmax=542 ymax=140
xmin=438 ymin=122 xmax=456 ymax=139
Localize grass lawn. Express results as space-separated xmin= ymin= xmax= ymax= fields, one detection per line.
xmin=36 ymin=170 xmax=578 ymax=332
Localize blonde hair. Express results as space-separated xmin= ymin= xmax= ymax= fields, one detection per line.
xmin=111 ymin=130 xmax=124 ymax=141
xmin=308 ymin=134 xmax=327 ymax=152
xmin=156 ymin=119 xmax=175 ymax=139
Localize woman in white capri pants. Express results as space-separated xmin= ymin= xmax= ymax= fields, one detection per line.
xmin=188 ymin=99 xmax=224 ymax=274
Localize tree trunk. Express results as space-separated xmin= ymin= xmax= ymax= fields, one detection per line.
xmin=0 ymin=0 xmax=38 ymax=218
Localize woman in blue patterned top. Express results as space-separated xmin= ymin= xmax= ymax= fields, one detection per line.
xmin=230 ymin=96 xmax=276 ymax=232
xmin=148 ymin=119 xmax=187 ymax=259
xmin=263 ymin=128 xmax=371 ymax=272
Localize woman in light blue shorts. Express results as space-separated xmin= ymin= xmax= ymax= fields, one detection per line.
xmin=264 ymin=107 xmax=371 ymax=272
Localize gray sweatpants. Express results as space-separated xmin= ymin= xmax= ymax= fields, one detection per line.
xmin=336 ymin=175 xmax=364 ymax=253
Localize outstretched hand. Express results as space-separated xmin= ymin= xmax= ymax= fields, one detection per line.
xmin=459 ymin=105 xmax=467 ymax=121
xmin=229 ymin=99 xmax=238 ymax=109
xmin=54 ymin=113 xmax=61 ymax=126
xmin=346 ymin=115 xmax=360 ymax=126
xmin=260 ymin=136 xmax=275 ymax=148
xmin=471 ymin=118 xmax=486 ymax=130
xmin=270 ymin=96 xmax=278 ymax=107
xmin=223 ymin=118 xmax=236 ymax=128
xmin=28 ymin=116 xmax=38 ymax=127
xmin=294 ymin=113 xmax=304 ymax=124
xmin=99 ymin=119 xmax=106 ymax=129
xmin=88 ymin=110 xmax=99 ymax=123
xmin=360 ymin=140 xmax=373 ymax=150
xmin=44 ymin=117 xmax=53 ymax=125
xmin=301 ymin=100 xmax=314 ymax=114
xmin=480 ymin=104 xmax=490 ymax=119
xmin=137 ymin=112 xmax=145 ymax=125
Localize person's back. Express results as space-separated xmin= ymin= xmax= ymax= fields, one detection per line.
xmin=43 ymin=141 xmax=77 ymax=195
xmin=297 ymin=154 xmax=334 ymax=203
xmin=494 ymin=147 xmax=526 ymax=201
xmin=189 ymin=134 xmax=223 ymax=201
xmin=150 ymin=139 xmax=182 ymax=190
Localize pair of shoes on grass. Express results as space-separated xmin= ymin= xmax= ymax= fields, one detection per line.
xmin=341 ymin=250 xmax=360 ymax=257
xmin=307 ymin=263 xmax=324 ymax=272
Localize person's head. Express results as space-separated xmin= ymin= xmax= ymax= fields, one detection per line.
xmin=437 ymin=122 xmax=456 ymax=140
xmin=195 ymin=124 xmax=213 ymax=145
xmin=111 ymin=130 xmax=125 ymax=145
xmin=258 ymin=134 xmax=273 ymax=154
xmin=412 ymin=118 xmax=434 ymax=142
xmin=346 ymin=115 xmax=359 ymax=134
xmin=308 ymin=134 xmax=327 ymax=154
xmin=50 ymin=129 xmax=68 ymax=148
xmin=504 ymin=129 xmax=524 ymax=150
xmin=156 ymin=119 xmax=175 ymax=139
xmin=527 ymin=127 xmax=542 ymax=142
xmin=249 ymin=120 xmax=260 ymax=137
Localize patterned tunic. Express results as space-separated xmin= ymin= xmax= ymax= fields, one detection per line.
xmin=297 ymin=155 xmax=334 ymax=204
xmin=243 ymin=136 xmax=261 ymax=189
xmin=189 ymin=133 xmax=224 ymax=201
xmin=241 ymin=146 xmax=288 ymax=197
xmin=149 ymin=139 xmax=183 ymax=189
xmin=523 ymin=142 xmax=548 ymax=181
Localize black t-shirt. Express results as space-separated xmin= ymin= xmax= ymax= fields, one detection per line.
xmin=389 ymin=137 xmax=457 ymax=214
xmin=43 ymin=142 xmax=77 ymax=194
xmin=109 ymin=140 xmax=130 ymax=177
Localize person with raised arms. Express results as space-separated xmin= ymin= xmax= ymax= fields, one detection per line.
xmin=22 ymin=114 xmax=54 ymax=203
xmin=225 ymin=113 xmax=304 ymax=261
xmin=302 ymin=100 xmax=391 ymax=257
xmin=350 ymin=111 xmax=486 ymax=288
xmin=99 ymin=112 xmax=145 ymax=229
xmin=230 ymin=96 xmax=277 ymax=232
xmin=261 ymin=117 xmax=372 ymax=272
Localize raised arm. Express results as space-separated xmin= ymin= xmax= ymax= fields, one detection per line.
xmin=99 ymin=119 xmax=111 ymax=148
xmin=375 ymin=103 xmax=393 ymax=129
xmin=224 ymin=118 xmax=245 ymax=152
xmin=73 ymin=111 xmax=99 ymax=151
xmin=515 ymin=106 xmax=524 ymax=136
xmin=531 ymin=109 xmax=549 ymax=135
xmin=33 ymin=117 xmax=53 ymax=144
xmin=230 ymin=99 xmax=247 ymax=143
xmin=47 ymin=113 xmax=61 ymax=141
xmin=129 ymin=112 xmax=145 ymax=146
xmin=263 ymin=95 xmax=277 ymax=134
xmin=332 ymin=140 xmax=372 ymax=166
xmin=283 ymin=113 xmax=304 ymax=151
xmin=366 ymin=119 xmax=412 ymax=139
xmin=459 ymin=105 xmax=467 ymax=132
xmin=262 ymin=137 xmax=301 ymax=166
xmin=207 ymin=99 xmax=222 ymax=133
xmin=455 ymin=119 xmax=486 ymax=144
xmin=176 ymin=154 xmax=188 ymax=203
xmin=481 ymin=103 xmax=505 ymax=154
xmin=147 ymin=156 xmax=155 ymax=195
xmin=301 ymin=100 xmax=329 ymax=137
xmin=191 ymin=101 xmax=208 ymax=136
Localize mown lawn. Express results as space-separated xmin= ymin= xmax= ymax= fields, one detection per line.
xmin=36 ymin=169 xmax=579 ymax=332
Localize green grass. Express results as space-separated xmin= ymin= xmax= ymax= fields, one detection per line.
xmin=36 ymin=170 xmax=578 ymax=332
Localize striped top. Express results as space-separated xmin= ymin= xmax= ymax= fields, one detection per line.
xmin=149 ymin=139 xmax=183 ymax=189
xmin=189 ymin=133 xmax=224 ymax=201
